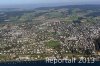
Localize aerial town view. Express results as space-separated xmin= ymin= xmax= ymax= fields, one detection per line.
xmin=0 ymin=0 xmax=100 ymax=64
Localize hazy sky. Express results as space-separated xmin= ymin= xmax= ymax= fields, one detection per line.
xmin=0 ymin=0 xmax=100 ymax=5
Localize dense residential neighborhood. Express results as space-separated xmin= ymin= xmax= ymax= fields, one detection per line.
xmin=0 ymin=5 xmax=100 ymax=62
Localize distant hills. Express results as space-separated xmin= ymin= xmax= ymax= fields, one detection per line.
xmin=0 ymin=4 xmax=100 ymax=11
xmin=35 ymin=5 xmax=100 ymax=10
xmin=0 ymin=3 xmax=67 ymax=9
xmin=0 ymin=3 xmax=100 ymax=10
